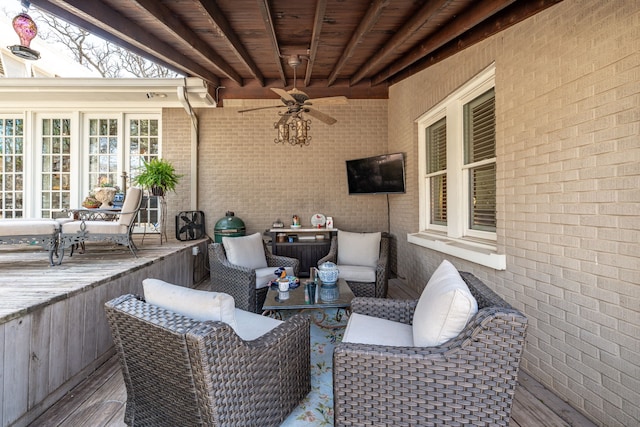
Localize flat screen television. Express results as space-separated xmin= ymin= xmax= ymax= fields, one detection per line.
xmin=346 ymin=153 xmax=406 ymax=194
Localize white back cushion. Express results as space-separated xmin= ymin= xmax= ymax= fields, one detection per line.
xmin=118 ymin=187 xmax=142 ymax=226
xmin=143 ymin=278 xmax=237 ymax=330
xmin=222 ymin=232 xmax=267 ymax=269
xmin=337 ymin=231 xmax=381 ymax=268
xmin=412 ymin=260 xmax=478 ymax=347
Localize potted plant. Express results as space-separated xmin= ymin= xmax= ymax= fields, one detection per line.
xmin=132 ymin=158 xmax=182 ymax=197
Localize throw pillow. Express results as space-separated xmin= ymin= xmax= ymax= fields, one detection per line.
xmin=222 ymin=232 xmax=268 ymax=269
xmin=337 ymin=231 xmax=381 ymax=268
xmin=412 ymin=260 xmax=478 ymax=347
xmin=143 ymin=278 xmax=237 ymax=330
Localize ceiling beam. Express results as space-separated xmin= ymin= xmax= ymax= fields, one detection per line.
xmin=130 ymin=0 xmax=242 ymax=85
xmin=349 ymin=0 xmax=452 ymax=86
xmin=218 ymin=78 xmax=388 ymax=102
xmin=385 ymin=0 xmax=565 ymax=85
xmin=30 ymin=0 xmax=221 ymax=86
xmin=327 ymin=0 xmax=390 ymax=86
xmin=257 ymin=0 xmax=286 ymax=87
xmin=197 ymin=0 xmax=265 ymax=87
xmin=371 ymin=0 xmax=517 ymax=86
xmin=304 ymin=0 xmax=327 ymax=87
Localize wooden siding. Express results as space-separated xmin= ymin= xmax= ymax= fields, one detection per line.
xmin=0 ymin=237 xmax=209 ymax=427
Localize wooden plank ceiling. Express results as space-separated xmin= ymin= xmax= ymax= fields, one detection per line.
xmin=28 ymin=0 xmax=562 ymax=103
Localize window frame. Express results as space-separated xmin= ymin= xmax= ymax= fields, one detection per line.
xmin=412 ymin=64 xmax=505 ymax=270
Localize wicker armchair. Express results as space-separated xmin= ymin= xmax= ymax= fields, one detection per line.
xmin=208 ymin=241 xmax=300 ymax=313
xmin=105 ymin=293 xmax=310 ymax=427
xmin=333 ymin=272 xmax=528 ymax=426
xmin=317 ymin=233 xmax=389 ymax=298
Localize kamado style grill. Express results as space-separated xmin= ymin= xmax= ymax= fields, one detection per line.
xmin=213 ymin=211 xmax=246 ymax=243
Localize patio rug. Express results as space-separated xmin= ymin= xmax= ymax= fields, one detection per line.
xmin=280 ymin=308 xmax=347 ymax=426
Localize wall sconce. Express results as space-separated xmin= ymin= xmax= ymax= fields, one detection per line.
xmin=8 ymin=12 xmax=40 ymax=60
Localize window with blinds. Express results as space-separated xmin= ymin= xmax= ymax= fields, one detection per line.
xmin=464 ymin=88 xmax=496 ymax=232
xmin=426 ymin=118 xmax=447 ymax=225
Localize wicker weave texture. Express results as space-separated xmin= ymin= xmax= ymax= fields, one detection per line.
xmin=208 ymin=242 xmax=300 ymax=313
xmin=317 ymin=234 xmax=389 ymax=298
xmin=105 ymin=294 xmax=310 ymax=426
xmin=333 ymin=271 xmax=528 ymax=427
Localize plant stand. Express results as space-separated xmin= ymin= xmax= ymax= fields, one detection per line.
xmin=159 ymin=195 xmax=168 ymax=244
xmin=141 ymin=194 xmax=168 ymax=245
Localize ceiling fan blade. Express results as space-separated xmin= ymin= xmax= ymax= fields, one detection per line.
xmin=308 ymin=96 xmax=348 ymax=105
xmin=238 ymin=105 xmax=284 ymax=113
xmin=271 ymin=88 xmax=296 ymax=103
xmin=304 ymin=107 xmax=337 ymax=125
xmin=288 ymin=87 xmax=310 ymax=98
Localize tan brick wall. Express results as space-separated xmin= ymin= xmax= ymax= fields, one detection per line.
xmin=388 ymin=1 xmax=639 ymax=426
xmin=162 ymin=100 xmax=388 ymax=240
xmin=160 ymin=109 xmax=193 ymax=240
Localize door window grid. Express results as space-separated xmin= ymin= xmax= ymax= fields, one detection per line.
xmin=128 ymin=118 xmax=160 ymax=232
xmin=88 ymin=118 xmax=119 ymax=188
xmin=0 ymin=118 xmax=24 ymax=218
xmin=41 ymin=118 xmax=71 ymax=218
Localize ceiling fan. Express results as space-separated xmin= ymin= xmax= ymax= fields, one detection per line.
xmin=238 ymin=55 xmax=347 ymax=127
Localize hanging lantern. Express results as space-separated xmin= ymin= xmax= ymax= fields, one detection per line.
xmin=8 ymin=13 xmax=41 ymax=60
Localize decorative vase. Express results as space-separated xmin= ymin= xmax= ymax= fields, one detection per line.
xmin=93 ymin=187 xmax=117 ymax=208
xmin=317 ymin=261 xmax=339 ymax=285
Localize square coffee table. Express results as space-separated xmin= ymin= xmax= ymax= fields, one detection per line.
xmin=262 ymin=278 xmax=354 ymax=328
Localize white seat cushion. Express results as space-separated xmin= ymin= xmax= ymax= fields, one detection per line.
xmin=412 ymin=260 xmax=478 ymax=347
xmin=63 ymin=220 xmax=128 ymax=234
xmin=342 ymin=313 xmax=413 ymax=347
xmin=0 ymin=219 xmax=59 ymax=235
xmin=255 ymin=266 xmax=295 ymax=289
xmin=337 ymin=231 xmax=381 ymax=268
xmin=143 ymin=278 xmax=238 ymax=330
xmin=337 ymin=264 xmax=376 ymax=283
xmin=233 ymin=308 xmax=283 ymax=341
xmin=222 ymin=232 xmax=268 ymax=269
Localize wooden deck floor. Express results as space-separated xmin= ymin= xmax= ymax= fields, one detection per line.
xmin=19 ymin=264 xmax=596 ymax=426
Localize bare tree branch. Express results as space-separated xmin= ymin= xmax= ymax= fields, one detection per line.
xmin=28 ymin=9 xmax=180 ymax=78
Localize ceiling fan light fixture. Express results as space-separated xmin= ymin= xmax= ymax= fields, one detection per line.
xmin=275 ymin=114 xmax=311 ymax=147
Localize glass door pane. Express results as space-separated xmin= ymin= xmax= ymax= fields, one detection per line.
xmin=41 ymin=118 xmax=71 ymax=218
xmin=0 ymin=118 xmax=24 ymax=218
xmin=128 ymin=117 xmax=160 ymax=233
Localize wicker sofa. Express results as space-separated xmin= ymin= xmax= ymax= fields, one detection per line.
xmin=333 ymin=270 xmax=528 ymax=426
xmin=106 ymin=291 xmax=310 ymax=427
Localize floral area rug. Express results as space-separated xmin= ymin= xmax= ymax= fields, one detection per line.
xmin=280 ymin=308 xmax=347 ymax=426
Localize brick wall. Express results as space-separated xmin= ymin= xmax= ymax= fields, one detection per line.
xmin=162 ymin=99 xmax=389 ymax=240
xmin=161 ymin=109 xmax=192 ymax=239
xmin=387 ymin=1 xmax=639 ymax=426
